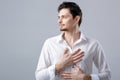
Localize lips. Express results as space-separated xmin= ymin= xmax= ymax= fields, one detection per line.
xmin=59 ymin=24 xmax=65 ymax=27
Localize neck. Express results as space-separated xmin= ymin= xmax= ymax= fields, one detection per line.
xmin=63 ymin=26 xmax=81 ymax=48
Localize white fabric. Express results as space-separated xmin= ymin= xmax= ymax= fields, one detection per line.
xmin=35 ymin=33 xmax=111 ymax=80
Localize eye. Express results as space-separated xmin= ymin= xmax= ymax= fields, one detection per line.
xmin=58 ymin=15 xmax=67 ymax=19
xmin=58 ymin=16 xmax=60 ymax=19
xmin=62 ymin=15 xmax=65 ymax=18
xmin=62 ymin=15 xmax=67 ymax=19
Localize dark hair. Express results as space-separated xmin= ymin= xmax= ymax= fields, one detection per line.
xmin=58 ymin=1 xmax=82 ymax=26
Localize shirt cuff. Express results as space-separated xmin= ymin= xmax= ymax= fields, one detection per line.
xmin=91 ymin=74 xmax=99 ymax=80
xmin=48 ymin=64 xmax=56 ymax=80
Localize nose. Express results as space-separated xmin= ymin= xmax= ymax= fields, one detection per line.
xmin=58 ymin=17 xmax=62 ymax=24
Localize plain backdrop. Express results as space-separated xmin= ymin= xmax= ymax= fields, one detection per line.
xmin=0 ymin=0 xmax=120 ymax=80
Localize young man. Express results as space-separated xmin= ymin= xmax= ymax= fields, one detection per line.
xmin=35 ymin=2 xmax=111 ymax=80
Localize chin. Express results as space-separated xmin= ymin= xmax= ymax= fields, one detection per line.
xmin=60 ymin=28 xmax=68 ymax=31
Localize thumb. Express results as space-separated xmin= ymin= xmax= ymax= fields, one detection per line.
xmin=63 ymin=48 xmax=68 ymax=54
xmin=74 ymin=64 xmax=80 ymax=70
xmin=74 ymin=64 xmax=83 ymax=73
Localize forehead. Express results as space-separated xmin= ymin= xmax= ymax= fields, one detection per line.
xmin=58 ymin=8 xmax=71 ymax=16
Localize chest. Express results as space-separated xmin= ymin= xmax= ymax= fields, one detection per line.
xmin=48 ymin=43 xmax=94 ymax=65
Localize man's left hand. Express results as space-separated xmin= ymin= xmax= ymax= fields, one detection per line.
xmin=61 ymin=65 xmax=91 ymax=80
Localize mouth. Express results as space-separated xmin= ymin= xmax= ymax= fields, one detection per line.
xmin=59 ymin=24 xmax=67 ymax=31
xmin=59 ymin=24 xmax=65 ymax=28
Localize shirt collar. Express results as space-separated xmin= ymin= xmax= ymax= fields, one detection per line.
xmin=57 ymin=32 xmax=87 ymax=43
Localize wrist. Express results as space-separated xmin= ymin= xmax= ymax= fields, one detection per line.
xmin=55 ymin=63 xmax=63 ymax=74
xmin=85 ymin=74 xmax=92 ymax=80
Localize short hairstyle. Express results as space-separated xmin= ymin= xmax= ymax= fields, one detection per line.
xmin=58 ymin=1 xmax=82 ymax=26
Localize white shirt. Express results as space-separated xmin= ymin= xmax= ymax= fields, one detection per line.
xmin=35 ymin=33 xmax=111 ymax=80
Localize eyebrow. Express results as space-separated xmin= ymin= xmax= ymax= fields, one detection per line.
xmin=58 ymin=13 xmax=70 ymax=17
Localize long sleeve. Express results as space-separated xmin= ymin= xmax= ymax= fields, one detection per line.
xmin=92 ymin=41 xmax=111 ymax=80
xmin=35 ymin=40 xmax=56 ymax=80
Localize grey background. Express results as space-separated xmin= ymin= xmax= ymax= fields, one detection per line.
xmin=0 ymin=0 xmax=119 ymax=80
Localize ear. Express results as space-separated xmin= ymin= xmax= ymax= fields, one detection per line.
xmin=75 ymin=16 xmax=80 ymax=24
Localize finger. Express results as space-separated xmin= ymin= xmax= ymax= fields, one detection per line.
xmin=73 ymin=64 xmax=79 ymax=69
xmin=61 ymin=73 xmax=72 ymax=79
xmin=71 ymin=48 xmax=81 ymax=56
xmin=73 ymin=64 xmax=80 ymax=71
xmin=79 ymin=68 xmax=83 ymax=73
xmin=63 ymin=48 xmax=68 ymax=54
xmin=62 ymin=76 xmax=72 ymax=80
xmin=73 ymin=56 xmax=84 ymax=64
xmin=72 ymin=52 xmax=84 ymax=59
xmin=72 ymin=51 xmax=84 ymax=59
xmin=74 ymin=65 xmax=83 ymax=73
xmin=73 ymin=65 xmax=83 ymax=73
xmin=73 ymin=57 xmax=83 ymax=63
xmin=72 ymin=52 xmax=84 ymax=64
xmin=62 ymin=71 xmax=71 ymax=74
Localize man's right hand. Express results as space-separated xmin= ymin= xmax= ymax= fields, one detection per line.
xmin=55 ymin=48 xmax=84 ymax=74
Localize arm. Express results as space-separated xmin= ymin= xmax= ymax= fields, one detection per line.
xmin=55 ymin=48 xmax=84 ymax=74
xmin=35 ymin=40 xmax=56 ymax=80
xmin=61 ymin=41 xmax=111 ymax=80
xmin=35 ymin=40 xmax=84 ymax=80
xmin=92 ymin=41 xmax=111 ymax=80
xmin=61 ymin=65 xmax=92 ymax=80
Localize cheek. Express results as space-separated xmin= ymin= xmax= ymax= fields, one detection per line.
xmin=67 ymin=21 xmax=74 ymax=27
xmin=62 ymin=19 xmax=68 ymax=24
xmin=64 ymin=19 xmax=73 ymax=25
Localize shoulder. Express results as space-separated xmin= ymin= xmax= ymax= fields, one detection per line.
xmin=44 ymin=35 xmax=60 ymax=44
xmin=85 ymin=35 xmax=100 ymax=47
xmin=85 ymin=36 xmax=103 ymax=52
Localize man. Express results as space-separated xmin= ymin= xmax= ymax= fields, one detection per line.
xmin=35 ymin=1 xmax=111 ymax=80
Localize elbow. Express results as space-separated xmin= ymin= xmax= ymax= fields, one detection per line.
xmin=35 ymin=71 xmax=40 ymax=80
xmin=35 ymin=70 xmax=49 ymax=80
xmin=99 ymin=70 xmax=111 ymax=80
